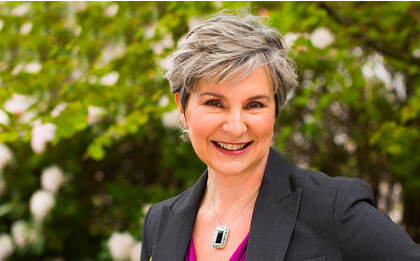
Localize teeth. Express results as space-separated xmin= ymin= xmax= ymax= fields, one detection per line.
xmin=216 ymin=141 xmax=248 ymax=151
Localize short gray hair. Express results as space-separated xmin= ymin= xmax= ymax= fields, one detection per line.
xmin=165 ymin=9 xmax=298 ymax=118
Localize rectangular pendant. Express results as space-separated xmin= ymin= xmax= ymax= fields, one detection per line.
xmin=211 ymin=226 xmax=229 ymax=248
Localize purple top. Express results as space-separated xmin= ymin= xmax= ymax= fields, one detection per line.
xmin=186 ymin=233 xmax=249 ymax=261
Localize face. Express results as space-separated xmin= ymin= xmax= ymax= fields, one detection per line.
xmin=175 ymin=66 xmax=276 ymax=178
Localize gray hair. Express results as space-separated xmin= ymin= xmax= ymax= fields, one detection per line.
xmin=165 ymin=9 xmax=298 ymax=118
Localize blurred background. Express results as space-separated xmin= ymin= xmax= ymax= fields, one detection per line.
xmin=0 ymin=1 xmax=420 ymax=260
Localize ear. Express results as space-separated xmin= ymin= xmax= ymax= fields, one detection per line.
xmin=174 ymin=93 xmax=188 ymax=128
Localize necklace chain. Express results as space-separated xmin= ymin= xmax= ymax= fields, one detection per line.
xmin=207 ymin=180 xmax=259 ymax=228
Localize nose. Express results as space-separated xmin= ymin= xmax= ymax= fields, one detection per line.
xmin=222 ymin=108 xmax=247 ymax=137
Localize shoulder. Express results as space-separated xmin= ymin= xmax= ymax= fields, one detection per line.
xmin=292 ymin=166 xmax=373 ymax=202
xmin=264 ymin=147 xmax=374 ymax=207
xmin=141 ymin=185 xmax=197 ymax=261
xmin=275 ymin=153 xmax=420 ymax=259
xmin=268 ymin=147 xmax=374 ymax=204
xmin=288 ymin=165 xmax=375 ymax=224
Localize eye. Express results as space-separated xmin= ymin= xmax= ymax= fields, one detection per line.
xmin=245 ymin=102 xmax=264 ymax=109
xmin=204 ymin=99 xmax=223 ymax=107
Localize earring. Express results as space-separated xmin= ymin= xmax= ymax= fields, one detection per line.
xmin=182 ymin=129 xmax=191 ymax=141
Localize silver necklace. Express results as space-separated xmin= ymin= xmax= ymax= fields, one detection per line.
xmin=207 ymin=181 xmax=259 ymax=249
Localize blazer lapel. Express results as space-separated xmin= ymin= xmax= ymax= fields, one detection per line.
xmin=152 ymin=171 xmax=208 ymax=260
xmin=246 ymin=148 xmax=302 ymax=261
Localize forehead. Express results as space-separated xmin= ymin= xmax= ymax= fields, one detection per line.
xmin=194 ymin=66 xmax=274 ymax=96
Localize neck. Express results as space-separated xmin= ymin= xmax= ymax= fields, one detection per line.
xmin=207 ymin=170 xmax=262 ymax=205
xmin=205 ymin=152 xmax=268 ymax=221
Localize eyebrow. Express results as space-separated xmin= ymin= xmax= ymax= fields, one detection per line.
xmin=198 ymin=92 xmax=271 ymax=102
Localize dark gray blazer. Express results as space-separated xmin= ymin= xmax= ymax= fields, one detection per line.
xmin=141 ymin=148 xmax=420 ymax=260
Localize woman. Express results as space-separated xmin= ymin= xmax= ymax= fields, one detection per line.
xmin=141 ymin=10 xmax=420 ymax=260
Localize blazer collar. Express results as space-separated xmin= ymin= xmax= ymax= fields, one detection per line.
xmin=258 ymin=148 xmax=296 ymax=202
xmin=172 ymin=170 xmax=208 ymax=215
xmin=153 ymin=148 xmax=301 ymax=260
xmin=152 ymin=171 xmax=208 ymax=260
xmin=246 ymin=148 xmax=302 ymax=260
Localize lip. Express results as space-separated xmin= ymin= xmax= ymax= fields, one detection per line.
xmin=211 ymin=141 xmax=252 ymax=155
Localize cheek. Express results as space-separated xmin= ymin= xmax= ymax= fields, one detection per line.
xmin=189 ymin=113 xmax=220 ymax=134
xmin=249 ymin=114 xmax=275 ymax=139
xmin=259 ymin=117 xmax=275 ymax=134
xmin=249 ymin=110 xmax=275 ymax=127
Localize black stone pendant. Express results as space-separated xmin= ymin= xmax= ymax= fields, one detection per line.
xmin=211 ymin=226 xmax=229 ymax=248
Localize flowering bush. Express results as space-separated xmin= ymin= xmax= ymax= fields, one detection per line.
xmin=29 ymin=190 xmax=55 ymax=222
xmin=107 ymin=232 xmax=136 ymax=260
xmin=1 ymin=2 xmax=420 ymax=260
xmin=0 ymin=144 xmax=13 ymax=170
xmin=40 ymin=166 xmax=66 ymax=193
xmin=0 ymin=2 xmax=212 ymax=260
xmin=0 ymin=234 xmax=14 ymax=260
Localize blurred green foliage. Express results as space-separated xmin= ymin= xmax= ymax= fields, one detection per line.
xmin=0 ymin=1 xmax=419 ymax=260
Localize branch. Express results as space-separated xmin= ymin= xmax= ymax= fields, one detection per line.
xmin=319 ymin=2 xmax=420 ymax=67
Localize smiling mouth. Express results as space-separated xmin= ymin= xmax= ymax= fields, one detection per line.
xmin=213 ymin=141 xmax=252 ymax=151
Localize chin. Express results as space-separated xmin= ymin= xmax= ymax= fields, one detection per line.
xmin=211 ymin=163 xmax=250 ymax=176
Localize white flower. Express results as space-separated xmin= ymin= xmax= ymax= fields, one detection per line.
xmin=11 ymin=220 xmax=38 ymax=248
xmin=0 ymin=109 xmax=10 ymax=125
xmin=413 ymin=49 xmax=420 ymax=58
xmin=130 ymin=242 xmax=142 ymax=261
xmin=143 ymin=26 xmax=155 ymax=39
xmin=19 ymin=110 xmax=37 ymax=124
xmin=310 ymin=27 xmax=335 ymax=49
xmin=105 ymin=3 xmax=119 ymax=17
xmin=75 ymin=2 xmax=87 ymax=12
xmin=71 ymin=68 xmax=83 ymax=81
xmin=161 ymin=109 xmax=181 ymax=129
xmin=214 ymin=1 xmax=222 ymax=8
xmin=19 ymin=21 xmax=33 ymax=35
xmin=11 ymin=3 xmax=30 ymax=17
xmin=142 ymin=203 xmax=152 ymax=215
xmin=108 ymin=232 xmax=135 ymax=260
xmin=30 ymin=120 xmax=57 ymax=154
xmin=41 ymin=165 xmax=65 ymax=193
xmin=284 ymin=32 xmax=301 ymax=46
xmin=98 ymin=43 xmax=126 ymax=67
xmin=99 ymin=71 xmax=119 ymax=86
xmin=0 ymin=234 xmax=14 ymax=260
xmin=3 ymin=93 xmax=36 ymax=116
xmin=158 ymin=95 xmax=169 ymax=107
xmin=50 ymin=102 xmax=68 ymax=118
xmin=30 ymin=190 xmax=55 ymax=222
xmin=153 ymin=34 xmax=174 ymax=55
xmin=157 ymin=57 xmax=171 ymax=71
xmin=24 ymin=61 xmax=42 ymax=74
xmin=188 ymin=17 xmax=202 ymax=29
xmin=333 ymin=133 xmax=348 ymax=146
xmin=11 ymin=220 xmax=32 ymax=248
xmin=11 ymin=62 xmax=25 ymax=75
xmin=161 ymin=33 xmax=174 ymax=48
xmin=11 ymin=220 xmax=27 ymax=248
xmin=0 ymin=143 xmax=13 ymax=169
xmin=87 ymin=106 xmax=105 ymax=125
